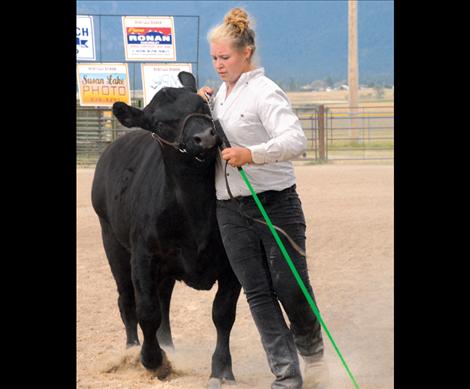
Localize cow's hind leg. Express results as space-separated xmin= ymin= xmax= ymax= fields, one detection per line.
xmin=157 ymin=277 xmax=176 ymax=352
xmin=131 ymin=250 xmax=171 ymax=378
xmin=99 ymin=217 xmax=139 ymax=347
xmin=209 ymin=270 xmax=242 ymax=389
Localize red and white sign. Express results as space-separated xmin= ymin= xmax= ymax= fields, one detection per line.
xmin=122 ymin=16 xmax=176 ymax=61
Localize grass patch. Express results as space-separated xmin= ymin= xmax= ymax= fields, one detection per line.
xmin=327 ymin=139 xmax=394 ymax=150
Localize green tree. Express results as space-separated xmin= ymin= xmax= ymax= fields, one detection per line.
xmin=374 ymin=84 xmax=385 ymax=99
xmin=325 ymin=76 xmax=334 ymax=88
xmin=288 ymin=77 xmax=298 ymax=92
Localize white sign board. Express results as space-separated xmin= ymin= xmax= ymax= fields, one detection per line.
xmin=141 ymin=63 xmax=193 ymax=107
xmin=77 ymin=63 xmax=131 ymax=107
xmin=122 ymin=16 xmax=176 ymax=61
xmin=76 ymin=15 xmax=96 ymax=60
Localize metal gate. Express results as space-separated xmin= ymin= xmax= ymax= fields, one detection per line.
xmin=77 ymin=104 xmax=394 ymax=166
xmin=324 ymin=104 xmax=394 ymax=161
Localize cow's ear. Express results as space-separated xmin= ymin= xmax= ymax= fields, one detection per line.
xmin=112 ymin=102 xmax=145 ymax=128
xmin=178 ymin=71 xmax=197 ymax=92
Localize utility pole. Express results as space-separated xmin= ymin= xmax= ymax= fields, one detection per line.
xmin=348 ymin=0 xmax=359 ymax=140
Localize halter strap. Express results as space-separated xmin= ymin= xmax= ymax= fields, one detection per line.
xmin=152 ymin=112 xmax=213 ymax=153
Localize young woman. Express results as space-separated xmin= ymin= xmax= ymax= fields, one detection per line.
xmin=198 ymin=8 xmax=329 ymax=389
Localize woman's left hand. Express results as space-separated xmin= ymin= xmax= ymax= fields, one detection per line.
xmin=221 ymin=147 xmax=253 ymax=167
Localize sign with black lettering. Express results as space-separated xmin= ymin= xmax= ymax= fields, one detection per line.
xmin=76 ymin=63 xmax=130 ymax=107
xmin=141 ymin=63 xmax=192 ymax=106
xmin=122 ymin=16 xmax=176 ymax=61
xmin=77 ymin=15 xmax=96 ymax=61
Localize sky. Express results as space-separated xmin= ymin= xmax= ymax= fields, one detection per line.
xmin=76 ymin=1 xmax=394 ymax=89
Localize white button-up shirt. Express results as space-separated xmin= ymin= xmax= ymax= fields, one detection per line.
xmin=213 ymin=67 xmax=307 ymax=200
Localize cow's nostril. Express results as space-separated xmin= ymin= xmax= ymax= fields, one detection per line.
xmin=194 ymin=136 xmax=202 ymax=144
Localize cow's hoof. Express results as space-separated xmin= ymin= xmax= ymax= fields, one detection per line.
xmin=141 ymin=351 xmax=159 ymax=370
xmin=141 ymin=346 xmax=166 ymax=371
xmin=223 ymin=369 xmax=236 ymax=382
xmin=126 ymin=340 xmax=140 ymax=348
xmin=208 ymin=377 xmax=222 ymax=389
xmin=224 ymin=379 xmax=237 ymax=385
xmin=143 ymin=351 xmax=172 ymax=380
xmin=155 ymin=353 xmax=172 ymax=380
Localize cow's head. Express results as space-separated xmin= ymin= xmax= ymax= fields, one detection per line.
xmin=112 ymin=71 xmax=220 ymax=162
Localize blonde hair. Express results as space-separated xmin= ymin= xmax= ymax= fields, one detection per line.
xmin=208 ymin=8 xmax=256 ymax=58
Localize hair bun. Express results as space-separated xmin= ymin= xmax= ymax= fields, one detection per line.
xmin=224 ymin=8 xmax=250 ymax=34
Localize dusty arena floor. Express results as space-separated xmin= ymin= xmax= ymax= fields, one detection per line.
xmin=77 ymin=163 xmax=394 ymax=389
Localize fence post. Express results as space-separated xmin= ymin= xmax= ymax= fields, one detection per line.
xmin=112 ymin=112 xmax=117 ymax=141
xmin=318 ymin=104 xmax=326 ymax=162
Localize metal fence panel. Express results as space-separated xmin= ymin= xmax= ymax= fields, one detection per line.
xmin=324 ymin=105 xmax=394 ymax=161
xmin=77 ymin=104 xmax=394 ymax=166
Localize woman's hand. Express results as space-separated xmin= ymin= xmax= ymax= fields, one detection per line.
xmin=221 ymin=147 xmax=253 ymax=167
xmin=197 ymin=86 xmax=214 ymax=102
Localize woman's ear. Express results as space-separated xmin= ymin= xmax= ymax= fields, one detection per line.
xmin=244 ymin=46 xmax=253 ymax=61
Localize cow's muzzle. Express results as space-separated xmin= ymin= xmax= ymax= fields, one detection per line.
xmin=192 ymin=126 xmax=218 ymax=150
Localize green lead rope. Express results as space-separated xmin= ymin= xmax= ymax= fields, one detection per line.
xmin=237 ymin=167 xmax=361 ymax=389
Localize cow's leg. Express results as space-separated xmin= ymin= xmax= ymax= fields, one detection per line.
xmin=157 ymin=277 xmax=175 ymax=351
xmin=99 ymin=217 xmax=139 ymax=347
xmin=131 ymin=251 xmax=170 ymax=378
xmin=209 ymin=269 xmax=242 ymax=389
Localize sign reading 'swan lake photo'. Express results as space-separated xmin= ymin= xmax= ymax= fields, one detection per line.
xmin=122 ymin=16 xmax=176 ymax=61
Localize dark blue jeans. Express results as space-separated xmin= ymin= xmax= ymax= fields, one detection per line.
xmin=216 ymin=185 xmax=324 ymax=389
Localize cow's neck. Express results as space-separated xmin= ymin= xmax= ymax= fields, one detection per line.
xmin=161 ymin=147 xmax=214 ymax=179
xmin=167 ymin=162 xmax=217 ymax=249
xmin=162 ymin=148 xmax=216 ymax=211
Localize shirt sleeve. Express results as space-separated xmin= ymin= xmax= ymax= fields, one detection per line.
xmin=246 ymin=87 xmax=307 ymax=164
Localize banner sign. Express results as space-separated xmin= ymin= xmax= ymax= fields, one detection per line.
xmin=76 ymin=63 xmax=131 ymax=107
xmin=76 ymin=15 xmax=96 ymax=60
xmin=141 ymin=63 xmax=192 ymax=107
xmin=122 ymin=16 xmax=176 ymax=61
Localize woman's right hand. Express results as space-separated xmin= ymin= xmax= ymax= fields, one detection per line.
xmin=197 ymin=86 xmax=214 ymax=102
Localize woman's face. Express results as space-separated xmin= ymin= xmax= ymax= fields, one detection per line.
xmin=210 ymin=40 xmax=252 ymax=86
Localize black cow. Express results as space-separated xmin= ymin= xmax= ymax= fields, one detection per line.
xmin=91 ymin=72 xmax=241 ymax=389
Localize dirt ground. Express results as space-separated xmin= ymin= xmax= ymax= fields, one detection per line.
xmin=77 ymin=163 xmax=393 ymax=389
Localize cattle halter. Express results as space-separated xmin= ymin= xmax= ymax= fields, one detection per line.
xmin=151 ymin=112 xmax=215 ymax=162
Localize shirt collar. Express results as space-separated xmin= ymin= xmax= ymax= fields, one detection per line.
xmin=216 ymin=67 xmax=265 ymax=111
xmin=237 ymin=67 xmax=265 ymax=84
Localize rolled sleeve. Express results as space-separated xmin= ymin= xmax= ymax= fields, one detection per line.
xmin=247 ymin=143 xmax=268 ymax=164
xmin=249 ymin=88 xmax=307 ymax=164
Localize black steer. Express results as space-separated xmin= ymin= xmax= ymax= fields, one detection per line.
xmin=91 ymin=72 xmax=241 ymax=388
